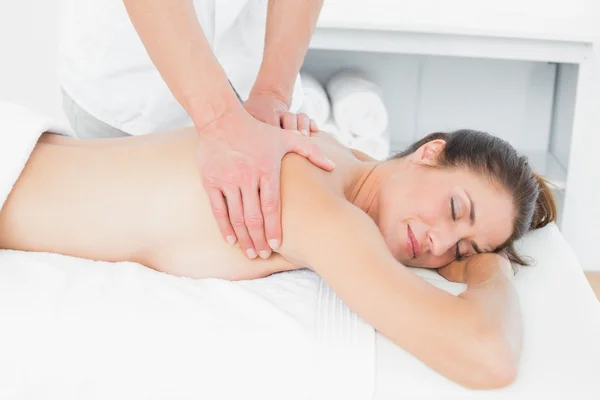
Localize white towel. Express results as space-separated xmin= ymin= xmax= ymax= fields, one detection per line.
xmin=322 ymin=118 xmax=352 ymax=147
xmin=0 ymin=102 xmax=375 ymax=400
xmin=298 ymin=72 xmax=331 ymax=126
xmin=327 ymin=70 xmax=389 ymax=139
xmin=350 ymin=131 xmax=392 ymax=160
xmin=0 ymin=101 xmax=75 ymax=210
xmin=320 ymin=119 xmax=390 ymax=160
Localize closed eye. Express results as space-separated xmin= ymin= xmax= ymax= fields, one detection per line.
xmin=455 ymin=243 xmax=464 ymax=261
xmin=451 ymin=197 xmax=464 ymax=260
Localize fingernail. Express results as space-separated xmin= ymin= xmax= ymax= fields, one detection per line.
xmin=301 ymin=129 xmax=308 ymax=136
xmin=258 ymin=250 xmax=270 ymax=259
xmin=226 ymin=236 xmax=236 ymax=245
xmin=268 ymin=239 xmax=280 ymax=250
xmin=246 ymin=248 xmax=257 ymax=259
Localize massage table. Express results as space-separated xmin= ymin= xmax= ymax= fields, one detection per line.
xmin=0 ymin=102 xmax=599 ymax=399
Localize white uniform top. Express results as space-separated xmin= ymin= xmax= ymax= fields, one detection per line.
xmin=58 ymin=0 xmax=304 ymax=136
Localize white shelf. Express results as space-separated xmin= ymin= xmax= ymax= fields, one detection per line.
xmin=318 ymin=0 xmax=595 ymax=43
xmin=390 ymin=141 xmax=567 ymax=190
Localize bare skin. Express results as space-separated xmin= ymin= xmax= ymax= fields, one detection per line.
xmin=0 ymin=129 xmax=348 ymax=280
xmin=0 ymin=129 xmax=521 ymax=389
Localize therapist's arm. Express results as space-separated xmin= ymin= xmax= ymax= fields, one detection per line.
xmin=244 ymin=0 xmax=324 ymax=133
xmin=277 ymin=160 xmax=521 ymax=389
xmin=122 ymin=0 xmax=238 ymax=128
xmin=122 ymin=0 xmax=334 ymax=260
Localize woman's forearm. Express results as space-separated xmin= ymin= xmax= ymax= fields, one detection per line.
xmin=122 ymin=0 xmax=241 ymax=129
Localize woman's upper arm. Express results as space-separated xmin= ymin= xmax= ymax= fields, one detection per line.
xmin=277 ymin=165 xmax=517 ymax=387
xmin=278 ymin=165 xmax=469 ymax=349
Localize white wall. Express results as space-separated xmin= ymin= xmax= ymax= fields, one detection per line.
xmin=0 ymin=0 xmax=67 ymax=124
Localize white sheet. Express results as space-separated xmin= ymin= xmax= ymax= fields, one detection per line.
xmin=375 ymin=224 xmax=600 ymax=399
xmin=0 ymin=252 xmax=374 ymax=400
xmin=1 ymin=102 xmax=599 ymax=399
xmin=0 ymin=102 xmax=374 ymax=400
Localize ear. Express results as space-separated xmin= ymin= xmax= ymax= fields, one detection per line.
xmin=416 ymin=139 xmax=446 ymax=166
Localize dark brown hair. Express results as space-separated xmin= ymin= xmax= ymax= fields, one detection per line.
xmin=391 ymin=129 xmax=557 ymax=265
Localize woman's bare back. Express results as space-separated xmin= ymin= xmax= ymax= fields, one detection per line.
xmin=0 ymin=128 xmax=362 ymax=280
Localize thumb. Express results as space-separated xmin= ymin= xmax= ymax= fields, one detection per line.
xmin=285 ymin=134 xmax=335 ymax=171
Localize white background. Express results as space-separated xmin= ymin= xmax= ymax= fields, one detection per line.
xmin=0 ymin=0 xmax=67 ymax=124
xmin=0 ymin=0 xmax=595 ymax=124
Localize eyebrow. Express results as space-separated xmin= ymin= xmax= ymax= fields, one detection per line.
xmin=465 ymin=190 xmax=476 ymax=226
xmin=465 ymin=190 xmax=483 ymax=254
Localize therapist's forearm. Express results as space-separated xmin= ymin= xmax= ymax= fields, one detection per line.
xmin=251 ymin=0 xmax=324 ymax=107
xmin=123 ymin=0 xmax=240 ymax=129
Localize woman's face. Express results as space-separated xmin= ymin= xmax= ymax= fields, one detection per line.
xmin=377 ymin=140 xmax=515 ymax=268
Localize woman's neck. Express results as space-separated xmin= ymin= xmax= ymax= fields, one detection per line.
xmin=347 ymin=159 xmax=405 ymax=225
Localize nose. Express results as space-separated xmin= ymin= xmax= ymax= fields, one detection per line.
xmin=427 ymin=223 xmax=462 ymax=257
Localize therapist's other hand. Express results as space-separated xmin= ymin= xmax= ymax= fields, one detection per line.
xmin=196 ymin=106 xmax=335 ymax=259
xmin=243 ymin=91 xmax=319 ymax=135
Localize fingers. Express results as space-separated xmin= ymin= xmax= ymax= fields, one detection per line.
xmin=286 ymin=135 xmax=336 ymax=171
xmin=259 ymin=173 xmax=282 ymax=252
xmin=281 ymin=112 xmax=315 ymax=136
xmin=222 ymin=186 xmax=256 ymax=259
xmin=206 ymin=188 xmax=236 ymax=245
xmin=266 ymin=114 xmax=280 ymax=127
xmin=296 ymin=113 xmax=311 ymax=135
xmin=241 ymin=179 xmax=272 ymax=260
xmin=281 ymin=112 xmax=298 ymax=132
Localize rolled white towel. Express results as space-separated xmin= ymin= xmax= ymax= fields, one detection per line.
xmin=327 ymin=70 xmax=389 ymax=139
xmin=297 ymin=72 xmax=331 ymax=126
xmin=350 ymin=132 xmax=391 ymax=161
xmin=321 ymin=119 xmax=352 ymax=147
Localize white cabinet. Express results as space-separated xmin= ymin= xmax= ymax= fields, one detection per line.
xmin=305 ymin=0 xmax=599 ymax=270
xmin=303 ymin=51 xmax=566 ymax=187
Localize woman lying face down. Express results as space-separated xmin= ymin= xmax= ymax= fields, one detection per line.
xmin=0 ymin=126 xmax=555 ymax=390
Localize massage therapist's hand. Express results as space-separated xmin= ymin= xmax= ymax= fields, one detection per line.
xmin=243 ymin=91 xmax=319 ymax=135
xmin=196 ymin=106 xmax=335 ymax=260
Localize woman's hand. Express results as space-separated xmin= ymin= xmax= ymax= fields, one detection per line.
xmin=438 ymin=252 xmax=513 ymax=284
xmin=195 ymin=106 xmax=334 ymax=260
xmin=243 ymin=91 xmax=319 ymax=135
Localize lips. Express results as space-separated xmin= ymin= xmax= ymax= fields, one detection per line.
xmin=407 ymin=225 xmax=422 ymax=259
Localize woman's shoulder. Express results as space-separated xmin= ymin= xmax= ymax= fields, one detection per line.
xmin=281 ymin=130 xmax=361 ymax=190
xmin=278 ymin=137 xmax=371 ymax=265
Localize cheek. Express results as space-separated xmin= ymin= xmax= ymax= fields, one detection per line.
xmin=379 ymin=218 xmax=402 ymax=256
